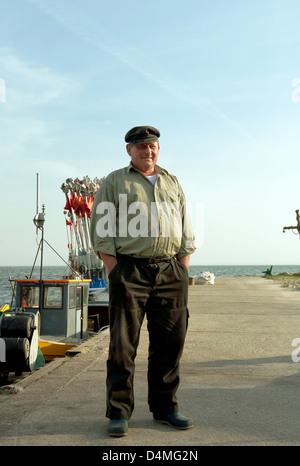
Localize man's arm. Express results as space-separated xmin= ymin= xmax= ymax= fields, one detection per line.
xmin=177 ymin=254 xmax=190 ymax=271
xmin=90 ymin=177 xmax=117 ymax=270
xmin=100 ymin=253 xmax=118 ymax=276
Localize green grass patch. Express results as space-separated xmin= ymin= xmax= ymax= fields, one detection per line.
xmin=265 ymin=273 xmax=300 ymax=282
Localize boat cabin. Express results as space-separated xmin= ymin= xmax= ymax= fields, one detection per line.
xmin=14 ymin=279 xmax=91 ymax=340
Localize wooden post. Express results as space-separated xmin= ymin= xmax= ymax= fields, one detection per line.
xmin=283 ymin=209 xmax=300 ymax=234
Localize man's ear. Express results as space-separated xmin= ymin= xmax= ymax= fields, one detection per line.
xmin=126 ymin=144 xmax=132 ymax=156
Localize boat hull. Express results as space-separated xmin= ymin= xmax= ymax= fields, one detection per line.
xmin=39 ymin=337 xmax=80 ymax=361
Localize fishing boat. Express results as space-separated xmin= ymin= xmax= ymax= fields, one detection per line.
xmin=13 ymin=277 xmax=91 ymax=362
xmin=0 ymin=174 xmax=111 ymax=375
xmin=0 ymin=276 xmax=91 ymax=368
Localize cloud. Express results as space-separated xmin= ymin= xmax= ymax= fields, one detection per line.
xmin=0 ymin=46 xmax=81 ymax=109
xmin=0 ymin=46 xmax=83 ymax=167
xmin=27 ymin=0 xmax=254 ymax=142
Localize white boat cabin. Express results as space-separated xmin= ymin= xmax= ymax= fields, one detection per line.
xmin=14 ymin=279 xmax=91 ymax=340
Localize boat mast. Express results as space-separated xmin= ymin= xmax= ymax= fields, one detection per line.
xmin=33 ymin=173 xmax=45 ymax=310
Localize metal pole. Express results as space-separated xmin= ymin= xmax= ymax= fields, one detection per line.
xmin=38 ymin=204 xmax=45 ymax=313
xmin=40 ymin=204 xmax=45 ymax=283
xmin=36 ymin=173 xmax=39 ymax=215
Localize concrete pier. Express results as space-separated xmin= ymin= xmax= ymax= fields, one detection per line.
xmin=1 ymin=276 xmax=300 ymax=446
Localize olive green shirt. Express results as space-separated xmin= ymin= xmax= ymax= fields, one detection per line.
xmin=90 ymin=163 xmax=196 ymax=259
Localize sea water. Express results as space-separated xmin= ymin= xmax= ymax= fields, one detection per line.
xmin=1 ymin=264 xmax=300 ymax=306
xmin=0 ymin=266 xmax=68 ymax=306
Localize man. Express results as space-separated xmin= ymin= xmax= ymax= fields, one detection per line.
xmin=90 ymin=126 xmax=196 ymax=437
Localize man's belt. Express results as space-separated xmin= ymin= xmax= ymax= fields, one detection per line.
xmin=117 ymin=254 xmax=174 ymax=264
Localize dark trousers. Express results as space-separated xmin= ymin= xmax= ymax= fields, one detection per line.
xmin=106 ymin=255 xmax=189 ymax=420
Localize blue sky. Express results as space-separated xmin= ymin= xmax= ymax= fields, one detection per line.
xmin=1 ymin=0 xmax=300 ymax=266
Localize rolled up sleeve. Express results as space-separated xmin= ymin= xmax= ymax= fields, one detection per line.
xmin=90 ymin=179 xmax=117 ymax=257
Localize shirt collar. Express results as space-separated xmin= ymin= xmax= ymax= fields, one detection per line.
xmin=127 ymin=162 xmax=167 ymax=175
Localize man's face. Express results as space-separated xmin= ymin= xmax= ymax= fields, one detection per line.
xmin=126 ymin=142 xmax=159 ymax=175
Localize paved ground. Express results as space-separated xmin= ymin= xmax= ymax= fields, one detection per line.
xmin=1 ymin=276 xmax=300 ymax=447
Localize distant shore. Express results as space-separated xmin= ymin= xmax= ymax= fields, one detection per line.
xmin=191 ymin=274 xmax=300 ymax=290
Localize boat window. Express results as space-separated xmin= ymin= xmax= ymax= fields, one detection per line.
xmin=21 ymin=286 xmax=40 ymax=308
xmin=69 ymin=286 xmax=75 ymax=308
xmin=44 ymin=286 xmax=63 ymax=309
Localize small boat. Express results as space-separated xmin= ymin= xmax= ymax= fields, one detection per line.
xmin=1 ymin=275 xmax=91 ymax=368
xmin=13 ymin=277 xmax=91 ymax=362
xmin=0 ymin=174 xmax=110 ymax=374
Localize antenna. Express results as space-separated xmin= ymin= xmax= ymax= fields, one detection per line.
xmin=36 ymin=172 xmax=39 ymax=215
xmin=33 ymin=173 xmax=45 ymax=284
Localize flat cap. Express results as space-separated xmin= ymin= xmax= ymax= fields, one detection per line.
xmin=125 ymin=126 xmax=160 ymax=145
